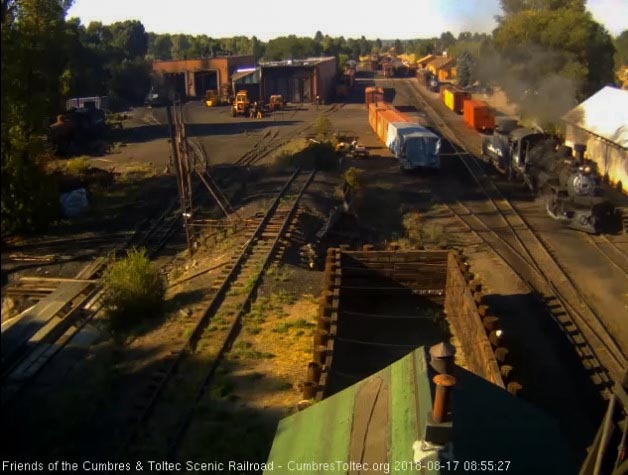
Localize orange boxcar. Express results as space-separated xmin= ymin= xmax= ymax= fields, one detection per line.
xmin=374 ymin=103 xmax=394 ymax=138
xmin=365 ymin=86 xmax=384 ymax=105
xmin=463 ymin=99 xmax=495 ymax=132
xmin=376 ymin=108 xmax=409 ymax=144
xmin=368 ymin=102 xmax=389 ymax=133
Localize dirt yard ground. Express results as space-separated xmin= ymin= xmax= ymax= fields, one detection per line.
xmin=1 ymin=74 xmax=621 ymax=469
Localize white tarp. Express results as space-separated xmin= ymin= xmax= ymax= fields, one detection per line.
xmin=386 ymin=122 xmax=441 ymax=169
xmin=562 ymin=86 xmax=628 ymax=149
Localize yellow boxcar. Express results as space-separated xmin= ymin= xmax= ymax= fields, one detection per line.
xmin=443 ymin=88 xmax=455 ymax=111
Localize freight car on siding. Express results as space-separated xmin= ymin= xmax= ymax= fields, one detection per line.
xmin=463 ymin=99 xmax=495 ymax=132
xmin=387 ymin=122 xmax=441 ymax=170
xmin=441 ymin=87 xmax=471 ymax=114
xmin=364 ymin=86 xmax=384 ymax=105
xmin=368 ymin=102 xmax=441 ymax=171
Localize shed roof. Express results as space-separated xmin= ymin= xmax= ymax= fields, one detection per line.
xmin=264 ymin=347 xmax=575 ymax=475
xmin=232 ymin=68 xmax=259 ymax=83
xmin=259 ymin=56 xmax=335 ymax=68
xmin=562 ymin=86 xmax=628 ymax=149
xmin=417 ymin=54 xmax=435 ymax=64
xmin=427 ymin=56 xmax=455 ymax=70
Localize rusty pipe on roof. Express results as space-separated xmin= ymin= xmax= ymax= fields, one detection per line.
xmin=433 ymin=374 xmax=456 ymax=423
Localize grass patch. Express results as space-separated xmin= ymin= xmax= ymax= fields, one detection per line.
xmin=267 ymin=264 xmax=291 ymax=283
xmin=273 ymin=322 xmax=290 ymax=334
xmin=272 ymin=318 xmax=314 ymax=334
xmin=65 ymin=156 xmax=91 ymax=176
xmin=117 ymin=163 xmax=156 ymax=183
xmin=246 ymin=325 xmax=262 ymax=335
xmin=230 ymin=341 xmax=275 ymax=360
xmin=271 ymin=379 xmax=294 ymax=391
xmin=271 ymin=289 xmax=296 ymax=306
xmin=234 ymin=341 xmax=253 ymax=350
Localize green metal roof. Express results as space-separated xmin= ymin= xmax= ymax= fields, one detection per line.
xmin=265 ymin=347 xmax=576 ymax=475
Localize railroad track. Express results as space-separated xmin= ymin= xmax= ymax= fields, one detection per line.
xmin=0 ymin=198 xmax=194 ymax=406
xmin=229 ymin=102 xmax=345 ymax=171
xmin=396 ymin=78 xmax=626 ymax=391
xmin=585 ymin=233 xmax=628 ymax=277
xmin=120 ymin=167 xmax=316 ymax=460
xmin=1 ymin=99 xmax=340 ymax=408
xmin=0 ymin=105 xmax=196 ymax=405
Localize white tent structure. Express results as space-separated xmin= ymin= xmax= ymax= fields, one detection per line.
xmin=562 ymin=86 xmax=628 ymax=192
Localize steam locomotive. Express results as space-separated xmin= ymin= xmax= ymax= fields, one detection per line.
xmin=482 ymin=121 xmax=617 ymax=233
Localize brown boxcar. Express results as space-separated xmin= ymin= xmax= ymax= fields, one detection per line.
xmin=365 ymin=86 xmax=384 ymax=105
xmin=443 ymin=88 xmax=471 ymax=114
xmin=463 ymin=99 xmax=495 ymax=132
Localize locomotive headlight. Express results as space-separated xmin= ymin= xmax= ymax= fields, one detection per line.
xmin=584 ymin=166 xmax=591 ymax=174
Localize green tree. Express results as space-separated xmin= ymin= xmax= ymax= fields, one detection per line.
xmin=439 ymin=31 xmax=456 ymax=49
xmin=171 ymin=34 xmax=191 ymax=59
xmin=1 ymin=0 xmax=70 ymax=234
xmin=499 ymin=0 xmax=585 ymax=17
xmin=614 ymin=30 xmax=628 ymax=67
xmin=394 ymin=39 xmax=404 ymax=55
xmin=251 ymin=35 xmax=262 ymax=61
xmin=314 ymin=30 xmax=323 ymax=42
xmin=109 ymin=20 xmax=148 ymax=59
xmin=109 ymin=58 xmax=151 ymax=104
xmin=493 ymin=8 xmax=615 ymax=98
xmin=458 ymin=31 xmax=472 ymax=41
xmin=457 ymin=50 xmax=474 ymax=87
xmin=359 ymin=36 xmax=371 ymax=56
xmin=264 ymin=35 xmax=321 ymax=60
xmin=149 ymin=33 xmax=173 ymax=60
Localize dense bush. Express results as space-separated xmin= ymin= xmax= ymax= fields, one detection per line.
xmin=101 ymin=249 xmax=165 ymax=334
xmin=343 ymin=167 xmax=365 ymax=193
xmin=312 ymin=114 xmax=332 ymax=141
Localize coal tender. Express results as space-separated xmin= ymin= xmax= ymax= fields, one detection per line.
xmin=481 ymin=119 xmax=550 ymax=189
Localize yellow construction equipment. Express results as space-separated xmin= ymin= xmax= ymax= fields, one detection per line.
xmin=268 ymin=94 xmax=286 ymax=111
xmin=205 ymin=90 xmax=221 ymax=107
xmin=231 ymin=90 xmax=250 ymax=117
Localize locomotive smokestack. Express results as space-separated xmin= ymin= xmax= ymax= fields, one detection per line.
xmin=573 ymin=143 xmax=586 ymax=164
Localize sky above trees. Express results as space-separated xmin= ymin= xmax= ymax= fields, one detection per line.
xmin=67 ymin=0 xmax=627 ymax=40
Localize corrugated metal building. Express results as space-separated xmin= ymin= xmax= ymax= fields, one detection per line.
xmin=562 ymin=86 xmax=628 ymax=193
xmin=231 ymin=67 xmax=261 ymax=102
xmin=259 ymin=57 xmax=337 ymax=104
xmin=152 ymin=55 xmax=255 ymax=98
